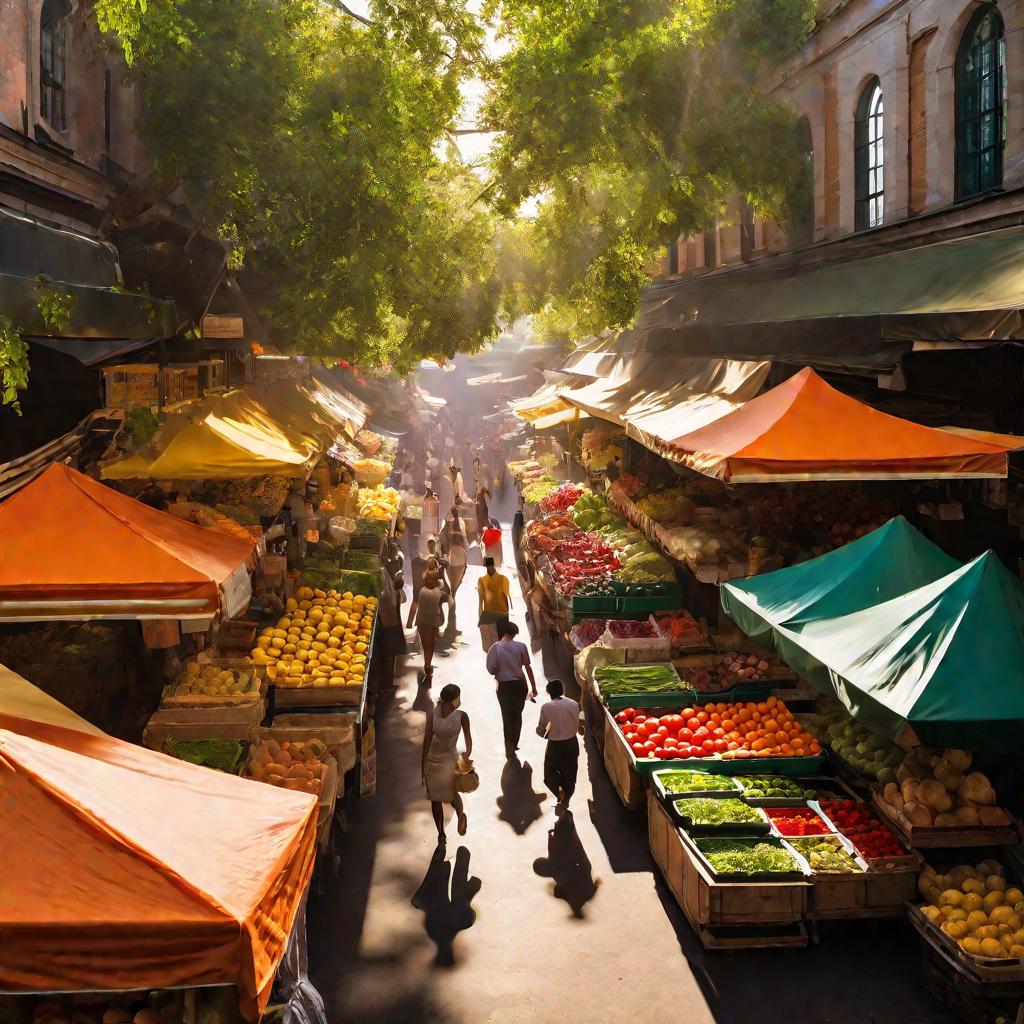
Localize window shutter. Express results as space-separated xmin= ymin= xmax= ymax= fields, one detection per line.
xmin=909 ymin=29 xmax=936 ymax=215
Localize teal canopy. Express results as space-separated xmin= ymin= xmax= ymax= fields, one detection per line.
xmin=722 ymin=522 xmax=1024 ymax=751
xmin=721 ymin=517 xmax=958 ymax=642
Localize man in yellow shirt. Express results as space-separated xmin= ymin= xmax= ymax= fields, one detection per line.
xmin=477 ymin=556 xmax=511 ymax=652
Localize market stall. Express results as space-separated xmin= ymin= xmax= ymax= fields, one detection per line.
xmin=0 ymin=667 xmax=318 ymax=1024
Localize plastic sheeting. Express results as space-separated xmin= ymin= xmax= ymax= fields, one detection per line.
xmin=0 ymin=464 xmax=254 ymax=620
xmin=721 ymin=517 xmax=959 ymax=643
xmin=662 ymin=367 xmax=1008 ymax=481
xmin=0 ymin=675 xmax=318 ymax=1021
xmin=740 ymin=550 xmax=1024 ymax=751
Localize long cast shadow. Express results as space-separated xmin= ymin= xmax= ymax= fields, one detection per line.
xmin=411 ymin=844 xmax=482 ymax=967
xmin=495 ymin=755 xmax=546 ymax=835
xmin=533 ymin=811 xmax=601 ymax=919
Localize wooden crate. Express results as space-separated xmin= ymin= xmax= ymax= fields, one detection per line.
xmin=143 ymin=703 xmax=262 ymax=748
xmin=602 ymin=704 xmax=645 ymax=810
xmin=103 ymin=363 xmax=160 ymax=408
xmin=873 ymin=793 xmax=1017 ymax=848
xmin=647 ymin=794 xmax=810 ymax=949
xmin=164 ymin=365 xmax=200 ymax=404
xmin=272 ymin=681 xmax=364 ymax=709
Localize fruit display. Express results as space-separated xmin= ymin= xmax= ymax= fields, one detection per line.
xmin=570 ymin=489 xmax=612 ymax=531
xmin=917 ymin=859 xmax=1024 ymax=960
xmin=522 ymin=475 xmax=561 ymax=505
xmin=818 ymin=799 xmax=907 ymax=862
xmin=351 ymin=457 xmax=392 ymax=484
xmin=300 ymin=542 xmax=380 ymax=596
xmin=655 ymin=770 xmax=740 ymax=795
xmin=679 ymin=651 xmax=775 ymax=694
xmin=582 ymin=442 xmax=623 ymax=472
xmin=653 ymin=610 xmax=710 ymax=652
xmin=164 ymin=659 xmax=261 ymax=701
xmin=790 ymin=836 xmax=864 ymax=874
xmin=163 ymin=738 xmax=246 ymax=774
xmin=251 ymin=586 xmax=377 ymax=689
xmin=167 ymin=501 xmax=255 ymax=544
xmin=246 ymin=737 xmax=328 ymax=795
xmin=674 ymin=798 xmax=767 ymax=829
xmin=615 ymin=473 xmax=647 ymax=501
xmin=599 ymin=664 xmax=686 ymax=700
xmin=569 ymin=619 xmax=606 ymax=650
xmin=357 ymin=484 xmax=400 ymax=522
xmin=735 ymin=776 xmax=814 ymax=801
xmin=540 ymin=483 xmax=583 ymax=513
xmin=803 ymin=706 xmax=905 ymax=782
xmin=879 ymin=747 xmax=1011 ymax=828
xmin=613 ymin=697 xmax=822 ymax=762
xmin=573 ymin=575 xmax=617 ymax=598
xmin=767 ymin=807 xmax=833 ymax=837
xmin=637 ymin=485 xmax=695 ymax=528
xmin=196 ymin=475 xmax=293 ymax=516
xmin=696 ymin=837 xmax=802 ymax=877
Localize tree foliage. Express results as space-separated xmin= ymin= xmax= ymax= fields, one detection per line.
xmin=482 ymin=0 xmax=817 ymax=338
xmin=94 ymin=0 xmax=499 ymax=371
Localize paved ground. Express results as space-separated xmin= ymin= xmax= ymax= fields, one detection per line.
xmin=310 ymin=505 xmax=955 ymax=1024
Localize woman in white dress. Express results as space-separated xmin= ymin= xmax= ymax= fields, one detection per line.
xmin=422 ymin=683 xmax=472 ymax=842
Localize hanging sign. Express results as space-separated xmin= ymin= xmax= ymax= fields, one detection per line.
xmin=201 ymin=314 xmax=245 ymax=339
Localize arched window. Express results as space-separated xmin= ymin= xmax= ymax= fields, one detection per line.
xmin=40 ymin=0 xmax=71 ymax=131
xmin=855 ymin=79 xmax=884 ymax=229
xmin=956 ymin=6 xmax=1006 ymax=199
xmin=790 ymin=115 xmax=815 ymax=247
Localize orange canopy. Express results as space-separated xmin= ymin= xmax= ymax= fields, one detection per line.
xmin=0 ymin=464 xmax=254 ymax=620
xmin=663 ymin=367 xmax=1008 ymax=482
xmin=0 ymin=671 xmax=317 ymax=1021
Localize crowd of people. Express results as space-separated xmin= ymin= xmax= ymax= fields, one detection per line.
xmin=395 ymin=407 xmax=582 ymax=846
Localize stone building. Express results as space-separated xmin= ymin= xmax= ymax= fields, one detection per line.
xmin=651 ymin=0 xmax=1024 ymax=428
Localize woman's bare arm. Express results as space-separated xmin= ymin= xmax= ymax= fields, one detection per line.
xmin=461 ymin=714 xmax=473 ymax=758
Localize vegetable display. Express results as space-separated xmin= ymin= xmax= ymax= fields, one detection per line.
xmin=803 ymin=706 xmax=905 ymax=783
xmin=680 ymin=651 xmax=774 ymax=694
xmin=653 ymin=610 xmax=710 ymax=652
xmin=735 ymin=776 xmax=814 ymax=801
xmin=600 ymin=664 xmax=686 ymax=698
xmin=614 ymin=697 xmax=821 ymax=761
xmin=251 ymin=586 xmax=376 ymax=689
xmin=607 ymin=619 xmax=657 ymax=639
xmin=696 ymin=837 xmax=801 ymax=877
xmin=879 ymin=747 xmax=1011 ymax=829
xmin=790 ymin=836 xmax=863 ymax=874
xmin=356 ymin=484 xmax=400 ymax=522
xmin=540 ymin=483 xmax=583 ymax=513
xmin=917 ymin=860 xmax=1024 ymax=960
xmin=818 ymin=799 xmax=906 ymax=861
xmin=675 ymin=798 xmax=765 ymax=828
xmin=656 ymin=770 xmax=739 ymax=795
xmin=569 ymin=619 xmax=606 ymax=650
xmin=164 ymin=738 xmax=245 ymax=774
xmin=767 ymin=807 xmax=832 ymax=837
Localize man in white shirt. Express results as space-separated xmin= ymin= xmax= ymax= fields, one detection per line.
xmin=537 ymin=679 xmax=582 ymax=813
xmin=485 ymin=621 xmax=537 ymax=758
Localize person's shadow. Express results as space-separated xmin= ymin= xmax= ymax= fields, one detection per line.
xmin=533 ymin=812 xmax=600 ymax=919
xmin=411 ymin=844 xmax=481 ymax=967
xmin=495 ymin=756 xmax=546 ymax=835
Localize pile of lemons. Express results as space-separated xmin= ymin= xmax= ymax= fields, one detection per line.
xmin=919 ymin=859 xmax=1024 ymax=959
xmin=252 ymin=585 xmax=377 ymax=689
xmin=357 ymin=484 xmax=400 ymax=522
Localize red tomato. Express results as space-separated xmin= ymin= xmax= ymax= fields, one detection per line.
xmin=712 ymin=738 xmax=727 ymax=752
xmin=686 ymin=717 xmax=701 ymax=731
xmin=696 ymin=711 xmax=709 ymax=725
xmin=634 ymin=714 xmax=648 ymax=725
xmin=701 ymin=739 xmax=715 ymax=754
xmin=693 ymin=726 xmax=710 ymax=742
xmin=622 ymin=707 xmax=637 ymax=721
xmin=631 ymin=743 xmax=646 ymax=757
xmin=712 ymin=727 xmax=725 ymax=739
xmin=680 ymin=707 xmax=695 ymax=718
xmin=679 ymin=728 xmax=693 ymax=742
xmin=653 ymin=748 xmax=666 ymax=759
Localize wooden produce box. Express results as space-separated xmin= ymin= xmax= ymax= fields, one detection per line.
xmin=164 ymin=364 xmax=200 ymax=404
xmin=872 ymin=792 xmax=1017 ymax=848
xmin=272 ymin=681 xmax=364 ymax=709
xmin=602 ymin=703 xmax=645 ymax=810
xmin=647 ymin=794 xmax=810 ymax=950
xmin=581 ymin=675 xmax=606 ymax=755
xmin=103 ymin=363 xmax=160 ymax=409
xmin=143 ymin=703 xmax=263 ymax=749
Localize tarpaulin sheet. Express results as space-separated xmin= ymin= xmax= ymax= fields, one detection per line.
xmin=560 ymin=356 xmax=769 ymax=450
xmin=0 ymin=662 xmax=102 ymax=736
xmin=0 ymin=464 xmax=254 ymax=619
xmin=0 ymin=672 xmax=317 ymax=1020
xmin=663 ymin=367 xmax=1008 ymax=481
xmin=721 ymin=516 xmax=959 ymax=644
xmin=728 ymin=547 xmax=1024 ymax=751
xmin=941 ymin=426 xmax=1024 ymax=450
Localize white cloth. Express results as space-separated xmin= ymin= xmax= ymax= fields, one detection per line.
xmin=539 ymin=697 xmax=581 ymax=741
xmin=486 ymin=638 xmax=531 ymax=682
xmin=425 ymin=706 xmax=464 ymax=802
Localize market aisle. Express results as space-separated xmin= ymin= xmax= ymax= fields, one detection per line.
xmin=310 ymin=527 xmax=953 ymax=1024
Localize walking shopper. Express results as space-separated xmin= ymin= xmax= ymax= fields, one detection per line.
xmin=537 ymin=679 xmax=582 ymax=813
xmin=440 ymin=507 xmax=468 ymax=600
xmin=477 ymin=556 xmax=511 ymax=652
xmin=421 ymin=488 xmax=441 ymax=552
xmin=485 ymin=621 xmax=538 ymax=758
xmin=422 ymin=683 xmax=472 ymax=843
xmin=474 ymin=485 xmax=490 ymax=535
xmin=405 ymin=542 xmax=429 ymax=628
xmin=415 ymin=570 xmax=446 ymax=682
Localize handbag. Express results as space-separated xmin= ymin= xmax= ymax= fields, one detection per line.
xmin=454 ymin=757 xmax=480 ymax=794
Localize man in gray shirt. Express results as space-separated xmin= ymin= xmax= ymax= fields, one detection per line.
xmin=485 ymin=621 xmax=538 ymax=758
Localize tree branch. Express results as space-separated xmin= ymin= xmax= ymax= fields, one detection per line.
xmin=331 ymin=1 xmax=374 ymax=27
xmin=448 ymin=127 xmax=493 ymax=136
